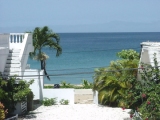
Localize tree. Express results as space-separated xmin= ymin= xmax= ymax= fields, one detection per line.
xmin=30 ymin=26 xmax=62 ymax=80
xmin=93 ymin=49 xmax=139 ymax=106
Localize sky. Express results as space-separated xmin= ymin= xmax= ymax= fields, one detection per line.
xmin=0 ymin=0 xmax=160 ymax=33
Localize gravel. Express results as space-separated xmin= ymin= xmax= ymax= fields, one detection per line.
xmin=23 ymin=104 xmax=131 ymax=120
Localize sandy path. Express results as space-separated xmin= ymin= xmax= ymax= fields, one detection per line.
xmin=24 ymin=104 xmax=131 ymax=120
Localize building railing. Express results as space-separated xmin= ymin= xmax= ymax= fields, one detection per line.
xmin=10 ymin=33 xmax=25 ymax=43
xmin=9 ymin=33 xmax=26 ymax=49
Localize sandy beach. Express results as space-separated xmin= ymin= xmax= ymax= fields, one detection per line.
xmin=24 ymin=104 xmax=131 ymax=120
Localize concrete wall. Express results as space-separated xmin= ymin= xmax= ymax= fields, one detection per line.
xmin=138 ymin=42 xmax=160 ymax=80
xmin=0 ymin=48 xmax=9 ymax=73
xmin=93 ymin=91 xmax=98 ymax=105
xmin=0 ymin=34 xmax=9 ymax=48
xmin=0 ymin=34 xmax=9 ymax=73
xmin=20 ymin=33 xmax=34 ymax=72
xmin=43 ymin=89 xmax=74 ymax=105
xmin=22 ymin=69 xmax=44 ymax=100
xmin=22 ymin=70 xmax=96 ymax=105
xmin=22 ymin=69 xmax=75 ymax=104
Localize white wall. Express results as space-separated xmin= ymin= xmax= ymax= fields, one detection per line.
xmin=0 ymin=34 xmax=9 ymax=48
xmin=0 ymin=48 xmax=9 ymax=73
xmin=20 ymin=33 xmax=34 ymax=72
xmin=22 ymin=69 xmax=44 ymax=100
xmin=23 ymin=70 xmax=94 ymax=105
xmin=93 ymin=91 xmax=98 ymax=105
xmin=0 ymin=34 xmax=9 ymax=73
xmin=43 ymin=89 xmax=75 ymax=105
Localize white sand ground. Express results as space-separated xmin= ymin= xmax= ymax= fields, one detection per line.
xmin=24 ymin=104 xmax=131 ymax=120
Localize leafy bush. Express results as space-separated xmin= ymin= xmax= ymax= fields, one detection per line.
xmin=59 ymin=99 xmax=69 ymax=105
xmin=82 ymin=79 xmax=93 ymax=89
xmin=60 ymin=81 xmax=74 ymax=88
xmin=93 ymin=49 xmax=139 ymax=106
xmin=0 ymin=76 xmax=34 ymax=115
xmin=93 ymin=50 xmax=160 ymax=119
xmin=41 ymin=98 xmax=57 ymax=106
xmin=44 ymin=80 xmax=93 ymax=89
xmin=128 ymin=54 xmax=160 ymax=119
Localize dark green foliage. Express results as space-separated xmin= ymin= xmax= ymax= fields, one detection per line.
xmin=0 ymin=76 xmax=34 ymax=115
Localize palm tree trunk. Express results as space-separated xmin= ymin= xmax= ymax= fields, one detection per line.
xmin=41 ymin=60 xmax=43 ymax=70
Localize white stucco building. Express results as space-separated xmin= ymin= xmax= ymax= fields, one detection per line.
xmin=138 ymin=41 xmax=160 ymax=80
xmin=0 ymin=33 xmax=45 ymax=100
xmin=140 ymin=42 xmax=160 ymax=66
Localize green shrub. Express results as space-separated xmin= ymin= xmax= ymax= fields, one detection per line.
xmin=44 ymin=80 xmax=93 ymax=89
xmin=59 ymin=99 xmax=69 ymax=105
xmin=0 ymin=76 xmax=34 ymax=115
xmin=128 ymin=54 xmax=160 ymax=119
xmin=41 ymin=98 xmax=57 ymax=106
xmin=81 ymin=79 xmax=93 ymax=89
xmin=44 ymin=85 xmax=53 ymax=89
xmin=60 ymin=81 xmax=74 ymax=88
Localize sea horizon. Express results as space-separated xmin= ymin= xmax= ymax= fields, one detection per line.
xmin=27 ymin=32 xmax=160 ymax=84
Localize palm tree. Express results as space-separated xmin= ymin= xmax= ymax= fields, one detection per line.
xmin=30 ymin=26 xmax=62 ymax=80
xmin=93 ymin=49 xmax=139 ymax=107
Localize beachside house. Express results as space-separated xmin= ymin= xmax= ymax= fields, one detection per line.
xmin=138 ymin=42 xmax=160 ymax=80
xmin=0 ymin=33 xmax=46 ymax=100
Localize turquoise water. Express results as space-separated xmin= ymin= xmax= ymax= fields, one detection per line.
xmin=27 ymin=32 xmax=160 ymax=84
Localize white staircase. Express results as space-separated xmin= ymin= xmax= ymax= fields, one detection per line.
xmin=0 ymin=33 xmax=33 ymax=79
xmin=4 ymin=49 xmax=21 ymax=77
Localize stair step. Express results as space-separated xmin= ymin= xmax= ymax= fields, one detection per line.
xmin=5 ymin=64 xmax=20 ymax=68
xmin=8 ymin=53 xmax=19 ymax=57
xmin=3 ymin=49 xmax=22 ymax=77
xmin=4 ymin=68 xmax=20 ymax=72
xmin=9 ymin=49 xmax=21 ymax=53
xmin=7 ymin=56 xmax=19 ymax=60
xmin=6 ymin=60 xmax=20 ymax=64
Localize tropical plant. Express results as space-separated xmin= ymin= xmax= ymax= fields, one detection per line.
xmin=93 ymin=49 xmax=139 ymax=107
xmin=81 ymin=79 xmax=93 ymax=89
xmin=30 ymin=26 xmax=62 ymax=80
xmin=59 ymin=99 xmax=69 ymax=105
xmin=41 ymin=98 xmax=57 ymax=106
xmin=117 ymin=49 xmax=139 ymax=60
xmin=60 ymin=81 xmax=73 ymax=88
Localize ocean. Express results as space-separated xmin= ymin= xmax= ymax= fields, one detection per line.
xmin=27 ymin=32 xmax=160 ymax=84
